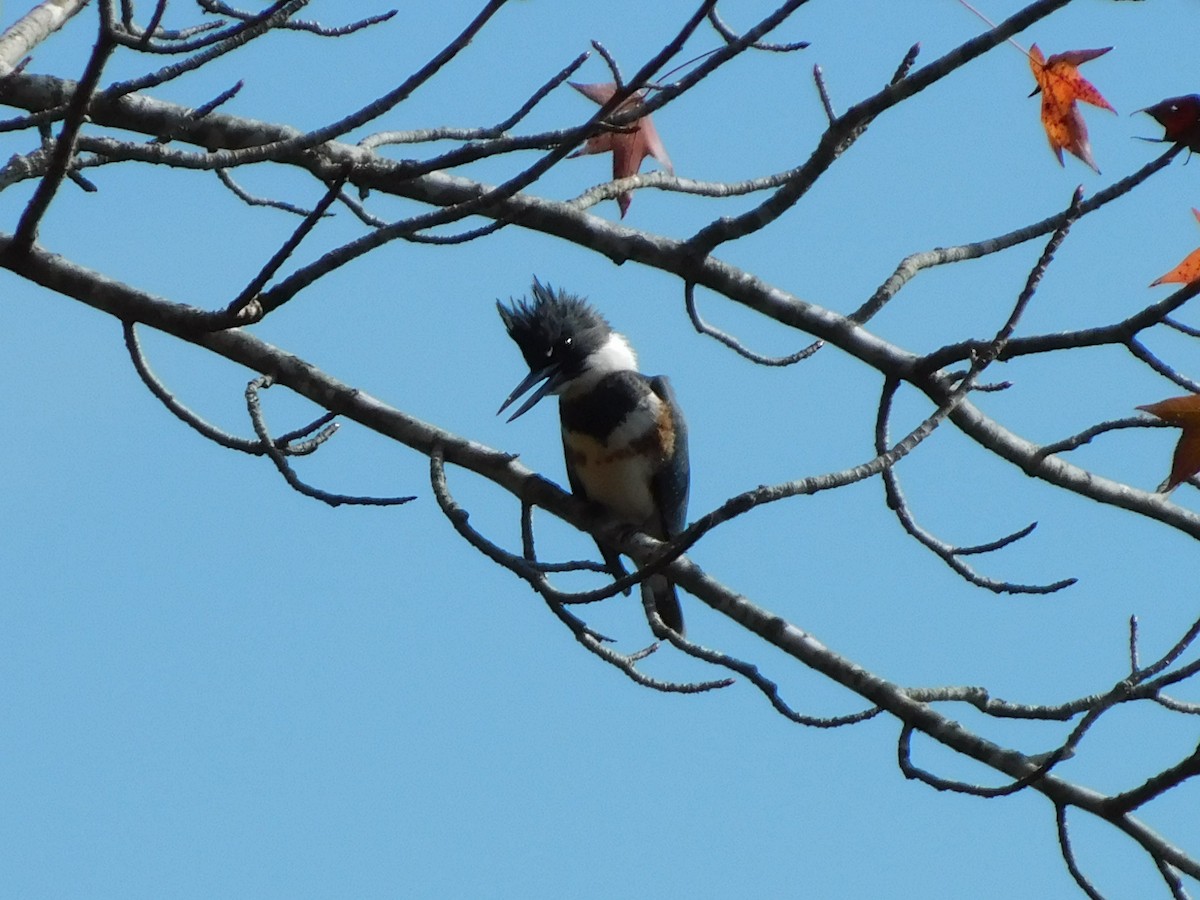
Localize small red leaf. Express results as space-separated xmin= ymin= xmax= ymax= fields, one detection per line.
xmin=1150 ymin=209 xmax=1200 ymax=287
xmin=569 ymin=82 xmax=673 ymax=217
xmin=1138 ymin=393 xmax=1200 ymax=490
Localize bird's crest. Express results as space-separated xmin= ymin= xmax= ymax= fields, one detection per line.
xmin=497 ymin=278 xmax=610 ymax=368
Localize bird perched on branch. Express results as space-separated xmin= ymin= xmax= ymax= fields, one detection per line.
xmin=497 ymin=279 xmax=690 ymax=636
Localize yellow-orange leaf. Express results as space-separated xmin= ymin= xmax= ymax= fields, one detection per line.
xmin=1151 ymin=209 xmax=1200 ymax=286
xmin=1028 ymin=44 xmax=1115 ymax=173
xmin=1138 ymin=393 xmax=1200 ymax=490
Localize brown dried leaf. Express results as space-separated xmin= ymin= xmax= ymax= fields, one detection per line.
xmin=569 ymin=82 xmax=673 ymax=217
xmin=1138 ymin=393 xmax=1200 ymax=490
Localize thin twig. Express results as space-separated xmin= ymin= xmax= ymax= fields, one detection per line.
xmin=1035 ymin=416 xmax=1168 ymax=461
xmin=126 ymin=322 xmax=339 ymax=456
xmin=890 ymin=43 xmax=921 ymax=85
xmin=685 ymin=281 xmax=822 ymax=365
xmin=246 ymin=377 xmax=415 ymax=506
xmin=198 ymin=0 xmax=396 ymax=37
xmin=9 ymin=22 xmax=114 ymax=254
xmin=898 ymin=724 xmax=1057 ymax=799
xmin=590 ymin=40 xmax=624 ymax=88
xmin=1164 ymin=316 xmax=1200 ymax=339
xmin=138 ymin=0 xmax=169 ymax=47
xmin=356 ymin=51 xmax=588 ymax=151
xmin=706 ymin=6 xmax=808 ymax=52
xmin=858 ymin=147 xmax=1181 ymax=325
xmin=1056 ymin=804 xmax=1107 ymax=900
xmin=221 ymin=171 xmax=350 ymax=324
xmin=497 ymin=51 xmax=591 ymax=132
xmin=1106 ymin=743 xmax=1200 ymax=814
xmin=125 ymin=321 xmax=276 ymax=453
xmin=877 ymin=380 xmax=1074 ymax=593
xmin=1130 ymin=615 xmax=1141 ymax=675
xmin=1153 ymin=859 xmax=1190 ymax=900
xmin=812 ymin=65 xmax=835 ymax=123
xmin=1127 ymin=337 xmax=1200 ymax=393
xmin=664 ymin=628 xmax=877 ymax=727
xmin=216 ymin=168 xmax=333 ymax=216
xmin=878 ymin=191 xmax=1085 ymax=592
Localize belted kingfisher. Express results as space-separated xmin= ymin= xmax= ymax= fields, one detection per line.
xmin=497 ymin=280 xmax=690 ymax=636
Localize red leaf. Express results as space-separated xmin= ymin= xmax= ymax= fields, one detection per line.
xmin=569 ymin=82 xmax=673 ymax=217
xmin=1138 ymin=394 xmax=1200 ymax=490
xmin=1150 ymin=209 xmax=1200 ymax=287
xmin=1028 ymin=44 xmax=1115 ymax=173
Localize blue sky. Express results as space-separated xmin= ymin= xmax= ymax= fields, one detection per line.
xmin=2 ymin=1 xmax=1200 ymax=897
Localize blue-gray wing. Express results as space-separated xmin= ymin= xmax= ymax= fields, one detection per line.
xmin=648 ymin=375 xmax=689 ymax=539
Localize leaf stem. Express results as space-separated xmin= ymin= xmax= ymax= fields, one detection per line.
xmin=955 ymin=0 xmax=1031 ymax=59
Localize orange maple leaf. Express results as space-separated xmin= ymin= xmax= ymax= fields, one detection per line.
xmin=569 ymin=82 xmax=674 ymax=217
xmin=1028 ymin=44 xmax=1115 ymax=173
xmin=1137 ymin=394 xmax=1200 ymax=490
xmin=1139 ymin=94 xmax=1200 ymax=153
xmin=1150 ymin=209 xmax=1200 ymax=287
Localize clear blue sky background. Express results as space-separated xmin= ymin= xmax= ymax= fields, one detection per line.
xmin=2 ymin=1 xmax=1199 ymax=897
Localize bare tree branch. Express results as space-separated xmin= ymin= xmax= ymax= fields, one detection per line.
xmin=4 ymin=2 xmax=1200 ymax=893
xmin=0 ymin=0 xmax=91 ymax=75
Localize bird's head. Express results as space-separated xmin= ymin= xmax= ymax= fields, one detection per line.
xmin=1138 ymin=94 xmax=1200 ymax=143
xmin=496 ymin=279 xmax=637 ymax=421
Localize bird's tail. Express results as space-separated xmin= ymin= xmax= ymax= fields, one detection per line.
xmin=642 ymin=574 xmax=684 ymax=637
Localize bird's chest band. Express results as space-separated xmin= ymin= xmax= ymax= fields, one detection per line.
xmin=562 ymin=429 xmax=664 ymax=468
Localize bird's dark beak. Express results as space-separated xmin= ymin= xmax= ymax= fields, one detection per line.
xmin=497 ymin=364 xmax=564 ymax=422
